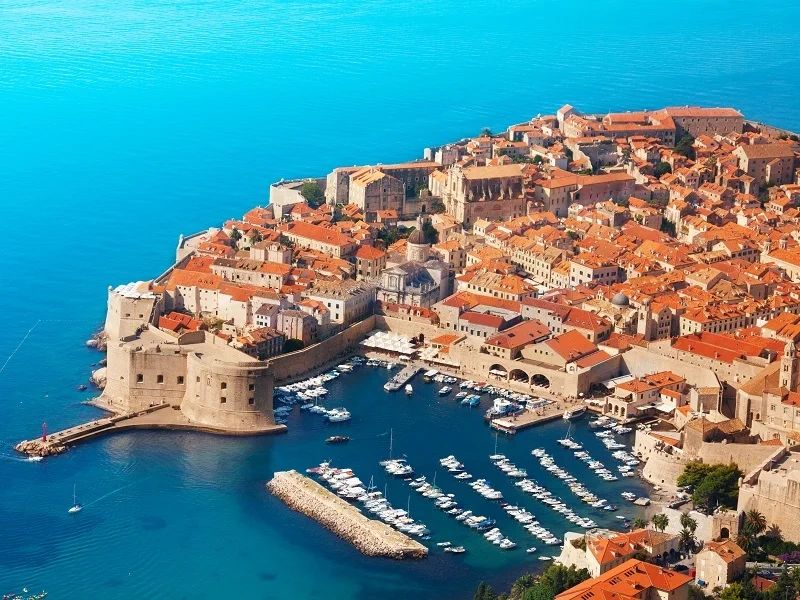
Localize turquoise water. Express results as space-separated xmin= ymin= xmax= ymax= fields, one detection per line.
xmin=1 ymin=0 xmax=799 ymax=597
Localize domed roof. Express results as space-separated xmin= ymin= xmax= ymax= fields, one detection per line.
xmin=408 ymin=229 xmax=426 ymax=245
xmin=611 ymin=292 xmax=630 ymax=307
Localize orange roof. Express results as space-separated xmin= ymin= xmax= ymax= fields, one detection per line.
xmin=546 ymin=330 xmax=598 ymax=362
xmin=485 ymin=320 xmax=550 ymax=350
xmin=555 ymin=559 xmax=692 ymax=600
xmin=354 ymin=245 xmax=386 ymax=260
xmin=701 ymin=539 xmax=745 ymax=564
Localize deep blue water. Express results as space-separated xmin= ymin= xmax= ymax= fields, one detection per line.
xmin=1 ymin=0 xmax=799 ymax=597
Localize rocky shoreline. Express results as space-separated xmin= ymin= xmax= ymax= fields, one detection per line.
xmin=267 ymin=470 xmax=428 ymax=560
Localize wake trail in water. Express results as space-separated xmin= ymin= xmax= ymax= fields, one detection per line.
xmin=82 ymin=478 xmax=150 ymax=508
xmin=0 ymin=320 xmax=41 ymax=375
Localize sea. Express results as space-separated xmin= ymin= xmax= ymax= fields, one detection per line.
xmin=1 ymin=0 xmax=799 ymax=597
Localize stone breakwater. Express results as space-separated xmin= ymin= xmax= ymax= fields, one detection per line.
xmin=267 ymin=470 xmax=428 ymax=560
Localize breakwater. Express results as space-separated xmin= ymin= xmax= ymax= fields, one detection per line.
xmin=267 ymin=470 xmax=428 ymax=559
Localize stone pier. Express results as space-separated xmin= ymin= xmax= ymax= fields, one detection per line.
xmin=267 ymin=470 xmax=428 ymax=559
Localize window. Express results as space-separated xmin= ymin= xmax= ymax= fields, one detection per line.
xmin=249 ymin=383 xmax=255 ymax=391
xmin=136 ymin=374 xmax=143 ymax=383
xmin=157 ymin=375 xmax=164 ymax=384
xmin=248 ymin=397 xmax=255 ymax=405
xmin=196 ymin=376 xmax=200 ymax=383
xmin=221 ymin=397 xmax=227 ymax=404
xmin=177 ymin=376 xmax=184 ymax=385
xmin=221 ymin=382 xmax=227 ymax=390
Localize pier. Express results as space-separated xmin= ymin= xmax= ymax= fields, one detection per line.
xmin=15 ymin=403 xmax=286 ymax=458
xmin=489 ymin=403 xmax=564 ymax=434
xmin=267 ymin=470 xmax=428 ymax=559
xmin=383 ymin=366 xmax=420 ymax=392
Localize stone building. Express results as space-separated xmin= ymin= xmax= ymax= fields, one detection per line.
xmin=301 ymin=279 xmax=376 ymax=326
xmin=441 ymin=163 xmax=527 ymax=228
xmin=348 ymin=168 xmax=405 ymax=217
xmin=695 ymin=540 xmax=746 ymax=590
xmin=733 ymin=143 xmax=796 ymax=186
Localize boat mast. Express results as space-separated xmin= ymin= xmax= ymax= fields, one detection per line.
xmin=389 ymin=428 xmax=393 ymax=460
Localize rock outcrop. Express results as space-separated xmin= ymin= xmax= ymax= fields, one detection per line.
xmin=15 ymin=439 xmax=67 ymax=457
xmin=90 ymin=367 xmax=107 ymax=389
xmin=267 ymin=470 xmax=427 ymax=559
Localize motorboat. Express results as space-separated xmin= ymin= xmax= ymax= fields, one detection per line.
xmin=405 ymin=384 xmax=413 ymax=395
xmin=563 ymin=406 xmax=587 ymax=420
xmin=325 ymin=435 xmax=350 ymax=444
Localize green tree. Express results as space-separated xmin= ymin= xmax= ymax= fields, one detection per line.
xmin=300 ymin=181 xmax=325 ymax=208
xmin=480 ymin=127 xmax=493 ymax=137
xmin=652 ymin=513 xmax=669 ymax=532
xmin=680 ymin=514 xmax=697 ymax=533
xmin=474 ymin=582 xmax=498 ymax=600
xmin=422 ymin=222 xmax=439 ymax=244
xmin=674 ymin=134 xmax=696 ymax=159
xmin=509 ymin=574 xmax=537 ymax=600
xmin=745 ymin=510 xmax=767 ymax=536
xmin=229 ymin=228 xmax=242 ymax=246
xmin=653 ymin=162 xmax=672 ymax=177
xmin=677 ymin=462 xmax=741 ymax=510
xmin=251 ymin=228 xmax=263 ymax=244
xmin=679 ymin=528 xmax=697 ymax=555
xmin=282 ymin=338 xmax=305 ymax=353
xmin=632 ymin=517 xmax=647 ymax=530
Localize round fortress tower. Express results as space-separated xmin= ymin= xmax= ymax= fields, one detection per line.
xmin=180 ymin=351 xmax=276 ymax=432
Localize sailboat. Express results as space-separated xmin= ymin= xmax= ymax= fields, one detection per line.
xmin=68 ymin=484 xmax=82 ymax=514
xmin=379 ymin=429 xmax=394 ymax=466
xmin=489 ymin=432 xmax=504 ymax=461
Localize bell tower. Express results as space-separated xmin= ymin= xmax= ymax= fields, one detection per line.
xmin=781 ymin=340 xmax=798 ymax=391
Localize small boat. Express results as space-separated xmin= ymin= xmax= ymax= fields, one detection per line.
xmin=325 ymin=435 xmax=351 ymax=444
xmin=563 ymin=406 xmax=587 ymax=420
xmin=444 ymin=545 xmax=466 ymax=554
xmin=438 ymin=386 xmax=452 ymax=396
xmin=436 ymin=541 xmax=451 ymax=547
xmin=538 ymin=556 xmax=553 ymax=561
xmin=68 ymin=484 xmax=82 ymax=514
xmin=526 ymin=547 xmax=537 ymax=554
xmin=405 ymin=384 xmax=413 ymax=395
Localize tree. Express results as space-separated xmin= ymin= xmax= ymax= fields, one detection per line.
xmin=251 ymin=228 xmax=263 ymax=244
xmin=677 ymin=462 xmax=741 ymax=510
xmin=632 ymin=517 xmax=647 ymax=530
xmin=654 ymin=162 xmax=672 ymax=177
xmin=300 ymin=181 xmax=325 ymax=208
xmin=509 ymin=575 xmax=537 ymax=600
xmin=652 ymin=513 xmax=669 ymax=532
xmin=532 ymin=155 xmax=544 ymax=164
xmin=422 ymin=222 xmax=439 ymax=244
xmin=229 ymin=228 xmax=242 ymax=246
xmin=745 ymin=510 xmax=767 ymax=536
xmin=480 ymin=127 xmax=493 ymax=137
xmin=679 ymin=528 xmax=697 ymax=555
xmin=680 ymin=514 xmax=698 ymax=534
xmin=674 ymin=134 xmax=696 ymax=159
xmin=473 ymin=582 xmax=497 ymax=600
xmin=282 ymin=338 xmax=304 ymax=353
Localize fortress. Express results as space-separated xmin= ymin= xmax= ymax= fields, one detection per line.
xmin=97 ymin=282 xmax=283 ymax=434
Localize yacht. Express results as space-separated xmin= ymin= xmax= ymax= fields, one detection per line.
xmin=563 ymin=406 xmax=587 ymax=420
xmin=438 ymin=386 xmax=452 ymax=396
xmin=327 ymin=408 xmax=351 ymax=422
xmin=405 ymin=384 xmax=413 ymax=395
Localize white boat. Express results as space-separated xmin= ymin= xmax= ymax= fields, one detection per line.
xmin=68 ymin=484 xmax=82 ymax=514
xmin=563 ymin=406 xmax=587 ymax=420
xmin=327 ymin=408 xmax=351 ymax=422
xmin=405 ymin=384 xmax=413 ymax=395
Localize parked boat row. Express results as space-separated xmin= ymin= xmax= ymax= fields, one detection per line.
xmin=531 ymin=449 xmax=612 ymax=515
xmin=307 ymin=462 xmax=430 ymax=538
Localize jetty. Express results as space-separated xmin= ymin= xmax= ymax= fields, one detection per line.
xmin=383 ymin=366 xmax=420 ymax=392
xmin=15 ymin=403 xmax=286 ymax=458
xmin=267 ymin=470 xmax=427 ymax=559
xmin=489 ymin=403 xmax=563 ymax=434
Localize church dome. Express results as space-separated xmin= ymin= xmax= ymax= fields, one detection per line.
xmin=611 ymin=292 xmax=630 ymax=307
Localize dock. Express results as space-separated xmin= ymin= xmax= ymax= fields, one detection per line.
xmin=267 ymin=470 xmax=427 ymax=559
xmin=15 ymin=403 xmax=286 ymax=458
xmin=383 ymin=366 xmax=420 ymax=392
xmin=490 ymin=403 xmax=564 ymax=434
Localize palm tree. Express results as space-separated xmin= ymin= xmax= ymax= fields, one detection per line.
xmin=679 ymin=528 xmax=697 ymax=555
xmin=632 ymin=517 xmax=647 ymax=530
xmin=745 ymin=510 xmax=767 ymax=536
xmin=680 ymin=514 xmax=697 ymax=534
xmin=652 ymin=513 xmax=669 ymax=533
xmin=766 ymin=523 xmax=783 ymax=541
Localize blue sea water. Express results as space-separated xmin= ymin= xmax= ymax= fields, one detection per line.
xmin=1 ymin=0 xmax=800 ymax=597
